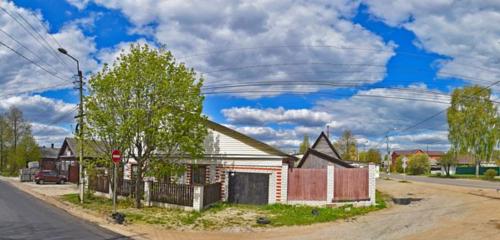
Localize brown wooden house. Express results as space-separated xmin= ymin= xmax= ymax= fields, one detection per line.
xmin=39 ymin=144 xmax=60 ymax=170
xmin=57 ymin=137 xmax=105 ymax=183
xmin=297 ymin=132 xmax=353 ymax=168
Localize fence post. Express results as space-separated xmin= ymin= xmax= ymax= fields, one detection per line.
xmin=193 ymin=185 xmax=204 ymax=212
xmin=281 ymin=163 xmax=289 ymax=203
xmin=83 ymin=169 xmax=89 ymax=192
xmin=144 ymin=181 xmax=152 ymax=207
xmin=327 ymin=165 xmax=334 ymax=203
xmin=368 ymin=164 xmax=376 ymax=205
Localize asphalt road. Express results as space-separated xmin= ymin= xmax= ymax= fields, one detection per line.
xmin=0 ymin=180 xmax=127 ymax=240
xmin=383 ymin=173 xmax=500 ymax=189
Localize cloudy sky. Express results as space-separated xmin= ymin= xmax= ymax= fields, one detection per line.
xmin=0 ymin=0 xmax=499 ymax=153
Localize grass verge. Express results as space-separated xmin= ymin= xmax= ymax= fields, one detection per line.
xmin=429 ymin=174 xmax=500 ymax=182
xmin=61 ymin=190 xmax=388 ymax=230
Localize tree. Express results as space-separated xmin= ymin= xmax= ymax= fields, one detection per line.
xmin=407 ymin=154 xmax=430 ymax=175
xmin=298 ymin=134 xmax=310 ymax=154
xmin=0 ymin=107 xmax=39 ymax=175
xmin=334 ymin=130 xmax=357 ymax=160
xmin=0 ymin=115 xmax=9 ymax=172
xmin=393 ymin=155 xmax=404 ymax=173
xmin=439 ymin=150 xmax=458 ymax=177
xmin=363 ymin=148 xmax=381 ymax=164
xmin=447 ymin=86 xmax=499 ymax=177
xmin=86 ymin=44 xmax=207 ymax=208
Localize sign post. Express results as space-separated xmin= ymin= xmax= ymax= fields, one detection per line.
xmin=402 ymin=156 xmax=408 ymax=181
xmin=112 ymin=150 xmax=121 ymax=213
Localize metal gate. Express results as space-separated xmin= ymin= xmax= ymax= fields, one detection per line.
xmin=228 ymin=172 xmax=269 ymax=205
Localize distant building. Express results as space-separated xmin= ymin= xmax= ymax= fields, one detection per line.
xmin=391 ymin=149 xmax=445 ymax=166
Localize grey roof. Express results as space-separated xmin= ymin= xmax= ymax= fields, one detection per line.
xmin=58 ymin=137 xmax=106 ymax=158
xmin=39 ymin=147 xmax=60 ymax=159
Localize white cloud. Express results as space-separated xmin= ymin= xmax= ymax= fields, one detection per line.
xmin=0 ymin=95 xmax=76 ymax=125
xmin=363 ymin=0 xmax=500 ymax=90
xmin=221 ymin=86 xmax=451 ymax=151
xmin=84 ymin=0 xmax=395 ymax=97
xmin=0 ymin=1 xmax=98 ymax=97
xmin=66 ymin=0 xmax=90 ymax=10
xmin=222 ymin=107 xmax=335 ymax=126
xmin=31 ymin=123 xmax=72 ymax=147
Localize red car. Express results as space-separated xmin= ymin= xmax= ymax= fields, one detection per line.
xmin=35 ymin=170 xmax=67 ymax=184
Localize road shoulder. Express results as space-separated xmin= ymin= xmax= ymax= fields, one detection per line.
xmin=0 ymin=176 xmax=144 ymax=240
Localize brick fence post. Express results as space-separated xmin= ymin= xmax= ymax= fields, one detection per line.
xmin=368 ymin=164 xmax=376 ymax=205
xmin=193 ymin=185 xmax=204 ymax=212
xmin=327 ymin=165 xmax=334 ymax=203
xmin=281 ymin=163 xmax=289 ymax=203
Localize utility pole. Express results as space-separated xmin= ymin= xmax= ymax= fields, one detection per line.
xmin=58 ymin=48 xmax=85 ymax=204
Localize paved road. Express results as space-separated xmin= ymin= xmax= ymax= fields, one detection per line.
xmin=0 ymin=180 xmax=127 ymax=240
xmin=383 ymin=173 xmax=500 ymax=189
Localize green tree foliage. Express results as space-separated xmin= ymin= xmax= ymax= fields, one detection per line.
xmin=298 ymin=134 xmax=310 ymax=154
xmin=447 ymin=86 xmax=499 ymax=177
xmin=439 ymin=150 xmax=458 ymax=177
xmin=334 ymin=130 xmax=357 ymax=160
xmin=407 ymin=154 xmax=430 ymax=175
xmin=393 ymin=155 xmax=404 ymax=173
xmin=86 ymin=44 xmax=207 ymax=208
xmin=0 ymin=107 xmax=40 ymax=176
xmin=361 ymin=148 xmax=381 ymax=164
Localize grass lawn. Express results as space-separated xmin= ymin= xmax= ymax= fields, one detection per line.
xmin=61 ymin=191 xmax=388 ymax=230
xmin=429 ymin=174 xmax=500 ymax=182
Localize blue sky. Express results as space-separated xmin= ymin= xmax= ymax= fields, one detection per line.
xmin=1 ymin=0 xmax=498 ymax=152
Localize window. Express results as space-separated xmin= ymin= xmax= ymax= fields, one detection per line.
xmin=191 ymin=165 xmax=206 ymax=185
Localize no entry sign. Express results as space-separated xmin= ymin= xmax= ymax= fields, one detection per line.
xmin=112 ymin=149 xmax=121 ymax=164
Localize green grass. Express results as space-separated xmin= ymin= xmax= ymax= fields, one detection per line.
xmin=60 ymin=191 xmax=388 ymax=229
xmin=429 ymin=174 xmax=500 ymax=182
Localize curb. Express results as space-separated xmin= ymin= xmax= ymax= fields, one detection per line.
xmin=0 ymin=177 xmax=147 ymax=240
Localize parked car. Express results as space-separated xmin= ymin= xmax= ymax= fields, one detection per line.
xmin=34 ymin=170 xmax=67 ymax=184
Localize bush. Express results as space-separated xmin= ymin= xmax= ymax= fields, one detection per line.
xmin=483 ymin=169 xmax=498 ymax=180
xmin=393 ymin=156 xmax=404 ymax=173
xmin=407 ymin=154 xmax=430 ymax=175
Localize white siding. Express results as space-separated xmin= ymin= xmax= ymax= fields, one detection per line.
xmin=209 ymin=129 xmax=279 ymax=158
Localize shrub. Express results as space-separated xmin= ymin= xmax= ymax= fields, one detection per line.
xmin=483 ymin=169 xmax=498 ymax=180
xmin=393 ymin=156 xmax=404 ymax=173
xmin=407 ymin=154 xmax=430 ymax=175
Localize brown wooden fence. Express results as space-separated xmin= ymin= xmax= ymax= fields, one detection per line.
xmin=150 ymin=182 xmax=194 ymax=206
xmin=287 ymin=168 xmax=327 ymax=201
xmin=203 ymin=182 xmax=221 ymax=207
xmin=333 ymin=168 xmax=369 ymax=202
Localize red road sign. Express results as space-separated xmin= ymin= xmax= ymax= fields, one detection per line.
xmin=112 ymin=149 xmax=121 ymax=164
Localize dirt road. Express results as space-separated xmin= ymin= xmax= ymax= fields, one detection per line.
xmin=134 ymin=178 xmax=500 ymax=240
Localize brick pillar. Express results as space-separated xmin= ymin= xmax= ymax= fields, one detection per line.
xmin=327 ymin=165 xmax=334 ymax=203
xmin=281 ymin=163 xmax=288 ymax=203
xmin=368 ymin=164 xmax=376 ymax=205
xmin=193 ymin=185 xmax=204 ymax=211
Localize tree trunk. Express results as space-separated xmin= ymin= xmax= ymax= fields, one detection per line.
xmin=135 ymin=160 xmax=143 ymax=209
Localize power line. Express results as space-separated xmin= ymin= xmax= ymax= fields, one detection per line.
xmin=0 ymin=39 xmax=71 ymax=82
xmin=178 ymin=44 xmax=500 ymax=75
xmin=0 ymin=6 xmax=73 ymax=71
xmin=0 ymin=28 xmax=72 ymax=79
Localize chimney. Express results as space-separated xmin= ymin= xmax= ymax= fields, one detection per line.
xmin=51 ymin=143 xmax=54 ymax=149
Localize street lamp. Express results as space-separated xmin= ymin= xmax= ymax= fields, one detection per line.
xmin=58 ymin=48 xmax=84 ymax=204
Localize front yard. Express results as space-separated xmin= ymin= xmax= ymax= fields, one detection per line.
xmin=60 ymin=191 xmax=388 ymax=231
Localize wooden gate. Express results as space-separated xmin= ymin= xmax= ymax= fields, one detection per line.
xmin=228 ymin=172 xmax=269 ymax=205
xmin=287 ymin=168 xmax=327 ymax=201
xmin=333 ymin=168 xmax=369 ymax=202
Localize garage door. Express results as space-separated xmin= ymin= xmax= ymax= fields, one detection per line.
xmin=228 ymin=172 xmax=269 ymax=205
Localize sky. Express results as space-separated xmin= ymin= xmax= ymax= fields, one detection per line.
xmin=0 ymin=0 xmax=499 ymax=153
